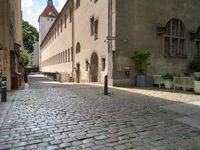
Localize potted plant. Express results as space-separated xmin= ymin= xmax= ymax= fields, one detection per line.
xmin=130 ymin=50 xmax=153 ymax=87
xmin=194 ymin=77 xmax=200 ymax=94
xmin=162 ymin=73 xmax=173 ymax=89
xmin=190 ymin=60 xmax=200 ymax=78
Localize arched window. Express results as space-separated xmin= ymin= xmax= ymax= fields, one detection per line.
xmin=164 ymin=19 xmax=185 ymax=57
xmin=76 ymin=42 xmax=81 ymax=53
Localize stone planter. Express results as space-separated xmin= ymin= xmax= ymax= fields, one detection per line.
xmin=164 ymin=80 xmax=173 ymax=89
xmin=194 ymin=72 xmax=200 ymax=78
xmin=194 ymin=80 xmax=200 ymax=94
xmin=136 ymin=75 xmax=153 ymax=87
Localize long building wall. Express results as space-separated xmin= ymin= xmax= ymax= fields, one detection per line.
xmin=113 ymin=0 xmax=200 ymax=86
xmin=41 ymin=0 xmax=110 ymax=83
xmin=74 ymin=0 xmax=109 ymax=83
xmin=41 ymin=1 xmax=73 ymax=74
xmin=41 ymin=0 xmax=200 ymax=86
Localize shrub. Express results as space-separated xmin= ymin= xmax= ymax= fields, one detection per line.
xmin=130 ymin=50 xmax=151 ymax=75
xmin=190 ymin=60 xmax=200 ymax=72
xmin=162 ymin=73 xmax=173 ymax=80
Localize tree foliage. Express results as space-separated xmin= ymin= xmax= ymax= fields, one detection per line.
xmin=21 ymin=50 xmax=29 ymax=66
xmin=130 ymin=50 xmax=151 ymax=75
xmin=23 ymin=21 xmax=39 ymax=53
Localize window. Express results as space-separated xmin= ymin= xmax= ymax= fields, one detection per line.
xmin=65 ymin=50 xmax=68 ymax=62
xmin=76 ymin=42 xmax=81 ymax=53
xmin=164 ymin=19 xmax=185 ymax=57
xmin=70 ymin=8 xmax=72 ymax=23
xmin=61 ymin=53 xmax=62 ymax=63
xmin=59 ymin=53 xmax=61 ymax=63
xmin=76 ymin=0 xmax=80 ymax=9
xmin=90 ymin=17 xmax=94 ymax=36
xmin=101 ymin=58 xmax=106 ymax=71
xmin=85 ymin=60 xmax=89 ymax=71
xmin=57 ymin=24 xmax=59 ymax=36
xmin=61 ymin=19 xmax=63 ymax=32
xmin=71 ymin=47 xmax=73 ymax=61
xmin=65 ymin=14 xmax=67 ymax=28
xmin=63 ymin=51 xmax=65 ymax=63
xmin=68 ymin=49 xmax=70 ymax=62
xmin=94 ymin=19 xmax=98 ymax=40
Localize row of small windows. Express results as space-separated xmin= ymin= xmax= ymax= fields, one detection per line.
xmin=159 ymin=18 xmax=200 ymax=58
xmin=43 ymin=15 xmax=99 ymax=50
xmin=42 ymin=48 xmax=73 ymax=67
xmin=43 ymin=7 xmax=72 ymax=49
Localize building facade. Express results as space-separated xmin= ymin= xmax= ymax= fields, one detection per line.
xmin=0 ymin=0 xmax=23 ymax=90
xmin=40 ymin=0 xmax=200 ymax=86
xmin=28 ymin=41 xmax=39 ymax=69
xmin=38 ymin=0 xmax=58 ymax=71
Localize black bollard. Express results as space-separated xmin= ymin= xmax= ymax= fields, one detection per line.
xmin=104 ymin=75 xmax=108 ymax=95
xmin=1 ymin=76 xmax=7 ymax=102
xmin=24 ymin=70 xmax=28 ymax=83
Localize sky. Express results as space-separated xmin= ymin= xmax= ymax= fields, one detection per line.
xmin=22 ymin=0 xmax=67 ymax=31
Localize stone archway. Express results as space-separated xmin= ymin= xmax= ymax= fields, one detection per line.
xmin=90 ymin=52 xmax=98 ymax=82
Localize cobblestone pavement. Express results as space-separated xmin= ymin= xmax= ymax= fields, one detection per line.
xmin=0 ymin=75 xmax=200 ymax=150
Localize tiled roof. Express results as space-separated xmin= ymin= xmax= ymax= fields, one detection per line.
xmin=39 ymin=3 xmax=59 ymax=19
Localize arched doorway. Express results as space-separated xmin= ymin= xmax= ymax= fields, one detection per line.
xmin=90 ymin=52 xmax=98 ymax=82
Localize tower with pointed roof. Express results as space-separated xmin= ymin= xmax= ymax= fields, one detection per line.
xmin=38 ymin=0 xmax=58 ymax=71
xmin=38 ymin=0 xmax=58 ymax=45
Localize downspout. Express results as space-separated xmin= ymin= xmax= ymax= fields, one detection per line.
xmin=71 ymin=0 xmax=75 ymax=80
xmin=108 ymin=0 xmax=114 ymax=85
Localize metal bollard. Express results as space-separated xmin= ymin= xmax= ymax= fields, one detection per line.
xmin=104 ymin=75 xmax=108 ymax=95
xmin=1 ymin=76 xmax=7 ymax=102
xmin=24 ymin=70 xmax=28 ymax=83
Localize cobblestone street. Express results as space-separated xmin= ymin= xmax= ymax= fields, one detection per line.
xmin=0 ymin=75 xmax=200 ymax=150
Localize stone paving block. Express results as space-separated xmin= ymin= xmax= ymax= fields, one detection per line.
xmin=176 ymin=117 xmax=200 ymax=129
xmin=0 ymin=75 xmax=200 ymax=150
xmin=161 ymin=103 xmax=200 ymax=115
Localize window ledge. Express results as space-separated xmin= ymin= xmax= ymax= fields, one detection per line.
xmin=164 ymin=55 xmax=187 ymax=59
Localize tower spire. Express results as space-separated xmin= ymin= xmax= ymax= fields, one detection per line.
xmin=47 ymin=0 xmax=53 ymax=6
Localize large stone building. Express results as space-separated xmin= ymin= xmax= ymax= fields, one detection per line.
xmin=40 ymin=0 xmax=200 ymax=86
xmin=39 ymin=0 xmax=58 ymax=71
xmin=0 ymin=0 xmax=24 ymax=90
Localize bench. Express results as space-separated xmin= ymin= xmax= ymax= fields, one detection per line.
xmin=173 ymin=76 xmax=194 ymax=91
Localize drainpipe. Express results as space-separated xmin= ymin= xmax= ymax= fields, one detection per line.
xmin=108 ymin=0 xmax=114 ymax=85
xmin=71 ymin=0 xmax=75 ymax=80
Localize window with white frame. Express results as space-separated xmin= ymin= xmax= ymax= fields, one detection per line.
xmin=164 ymin=19 xmax=185 ymax=57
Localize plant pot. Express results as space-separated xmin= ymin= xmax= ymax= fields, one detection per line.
xmin=164 ymin=80 xmax=173 ymax=89
xmin=194 ymin=80 xmax=200 ymax=94
xmin=136 ymin=75 xmax=153 ymax=87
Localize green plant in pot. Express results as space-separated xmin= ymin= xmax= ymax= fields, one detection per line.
xmin=162 ymin=73 xmax=173 ymax=89
xmin=190 ymin=60 xmax=200 ymax=77
xmin=130 ymin=50 xmax=153 ymax=87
